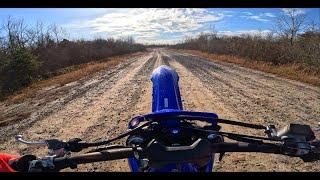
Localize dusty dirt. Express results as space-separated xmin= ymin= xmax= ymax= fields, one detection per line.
xmin=0 ymin=48 xmax=319 ymax=172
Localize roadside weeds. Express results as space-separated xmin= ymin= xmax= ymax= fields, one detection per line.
xmin=178 ymin=49 xmax=320 ymax=87
xmin=3 ymin=52 xmax=145 ymax=104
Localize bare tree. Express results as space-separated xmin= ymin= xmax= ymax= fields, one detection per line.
xmin=34 ymin=21 xmax=46 ymax=48
xmin=1 ymin=16 xmax=33 ymax=50
xmin=278 ymin=9 xmax=306 ymax=44
xmin=276 ymin=8 xmax=307 ymax=45
xmin=50 ymin=24 xmax=66 ymax=44
xmin=307 ymin=20 xmax=319 ymax=32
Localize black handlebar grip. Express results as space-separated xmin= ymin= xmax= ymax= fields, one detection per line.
xmin=10 ymin=155 xmax=37 ymax=172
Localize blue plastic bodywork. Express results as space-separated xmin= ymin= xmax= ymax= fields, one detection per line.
xmin=127 ymin=65 xmax=217 ymax=172
xmin=151 ymin=65 xmax=183 ymax=112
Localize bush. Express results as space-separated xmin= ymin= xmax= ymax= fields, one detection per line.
xmin=35 ymin=38 xmax=146 ymax=76
xmin=0 ymin=17 xmax=146 ymax=98
xmin=0 ymin=48 xmax=39 ymax=95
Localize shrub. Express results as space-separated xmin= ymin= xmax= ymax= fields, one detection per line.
xmin=0 ymin=48 xmax=39 ymax=95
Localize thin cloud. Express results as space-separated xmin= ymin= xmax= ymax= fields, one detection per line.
xmin=281 ymin=8 xmax=306 ymax=16
xmin=263 ymin=12 xmax=276 ymax=18
xmin=241 ymin=11 xmax=276 ymax=22
xmin=248 ymin=15 xmax=269 ymax=22
xmin=243 ymin=12 xmax=254 ymax=16
xmin=70 ymin=8 xmax=224 ymax=44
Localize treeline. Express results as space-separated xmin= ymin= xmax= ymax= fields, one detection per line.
xmin=171 ymin=9 xmax=320 ymax=74
xmin=171 ymin=31 xmax=320 ymax=71
xmin=147 ymin=44 xmax=170 ymax=48
xmin=0 ymin=17 xmax=145 ymax=98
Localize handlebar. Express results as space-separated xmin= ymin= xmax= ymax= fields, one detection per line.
xmin=13 ymin=118 xmax=319 ymax=172
xmin=26 ymin=138 xmax=320 ymax=172
xmin=51 ymin=147 xmax=142 ymax=171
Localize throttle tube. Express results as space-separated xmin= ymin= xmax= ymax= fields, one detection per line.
xmin=215 ymin=142 xmax=282 ymax=154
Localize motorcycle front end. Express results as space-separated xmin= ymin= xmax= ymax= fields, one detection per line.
xmin=127 ymin=65 xmax=217 ymax=172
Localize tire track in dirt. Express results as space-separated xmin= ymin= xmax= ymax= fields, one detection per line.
xmin=72 ymin=52 xmax=157 ymax=172
xmin=162 ymin=52 xmax=239 ymax=125
xmin=176 ymin=51 xmax=320 ymax=94
xmin=0 ymin=49 xmax=163 ymax=172
xmin=0 ymin=55 xmax=142 ymax=143
xmin=88 ymin=50 xmax=175 ymax=172
xmin=171 ymin=53 xmax=320 ymax=128
xmin=173 ymin=54 xmax=286 ymax=126
xmin=0 ymin=52 xmax=154 ymax=155
xmin=165 ymin=50 xmax=320 ymax=172
xmin=83 ymin=50 xmax=170 ymax=172
xmin=163 ymin=51 xmax=253 ymax=172
xmin=171 ymin=53 xmax=320 ymax=126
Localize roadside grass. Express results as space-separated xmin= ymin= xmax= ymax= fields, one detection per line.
xmin=4 ymin=52 xmax=144 ymax=103
xmin=179 ymin=49 xmax=320 ymax=87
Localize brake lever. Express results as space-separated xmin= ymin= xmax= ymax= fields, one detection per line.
xmin=315 ymin=123 xmax=320 ymax=132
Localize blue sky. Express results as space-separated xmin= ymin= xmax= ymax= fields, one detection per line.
xmin=0 ymin=8 xmax=319 ymax=44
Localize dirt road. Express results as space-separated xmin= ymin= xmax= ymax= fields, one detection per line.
xmin=0 ymin=48 xmax=319 ymax=172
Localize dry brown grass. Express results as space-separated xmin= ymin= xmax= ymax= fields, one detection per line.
xmin=5 ymin=52 xmax=144 ymax=103
xmin=180 ymin=49 xmax=320 ymax=87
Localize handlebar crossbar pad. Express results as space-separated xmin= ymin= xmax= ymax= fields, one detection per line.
xmin=144 ymin=138 xmax=213 ymax=167
xmin=144 ymin=138 xmax=283 ymax=168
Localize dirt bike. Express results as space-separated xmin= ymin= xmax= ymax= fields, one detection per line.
xmin=12 ymin=65 xmax=320 ymax=172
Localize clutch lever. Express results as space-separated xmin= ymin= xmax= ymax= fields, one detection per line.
xmin=15 ymin=135 xmax=47 ymax=146
xmin=15 ymin=135 xmax=67 ymax=157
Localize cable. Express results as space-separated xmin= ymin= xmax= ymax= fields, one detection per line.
xmin=214 ymin=118 xmax=266 ymax=130
xmin=219 ymin=131 xmax=281 ymax=142
xmin=182 ymin=126 xmax=281 ymax=143
xmin=86 ymin=145 xmax=132 ymax=153
xmin=81 ymin=121 xmax=152 ymax=147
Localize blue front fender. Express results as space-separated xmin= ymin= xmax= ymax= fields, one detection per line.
xmin=151 ymin=65 xmax=183 ymax=112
